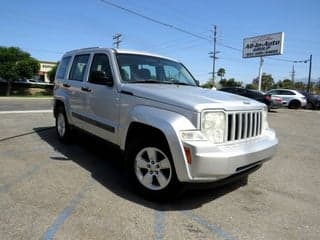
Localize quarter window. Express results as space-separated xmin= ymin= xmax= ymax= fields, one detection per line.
xmin=56 ymin=56 xmax=71 ymax=79
xmin=69 ymin=54 xmax=90 ymax=81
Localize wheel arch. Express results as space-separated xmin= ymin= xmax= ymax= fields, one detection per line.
xmin=288 ymin=99 xmax=301 ymax=109
xmin=53 ymin=99 xmax=65 ymax=118
xmin=121 ymin=106 xmax=196 ymax=182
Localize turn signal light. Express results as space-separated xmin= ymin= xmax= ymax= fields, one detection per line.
xmin=184 ymin=147 xmax=192 ymax=164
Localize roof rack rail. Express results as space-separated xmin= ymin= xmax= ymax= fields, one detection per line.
xmin=65 ymin=47 xmax=101 ymax=55
xmin=78 ymin=47 xmax=100 ymax=50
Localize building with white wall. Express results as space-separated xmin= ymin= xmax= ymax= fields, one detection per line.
xmin=39 ymin=61 xmax=57 ymax=82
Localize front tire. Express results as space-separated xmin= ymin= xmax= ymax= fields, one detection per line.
xmin=126 ymin=138 xmax=182 ymax=200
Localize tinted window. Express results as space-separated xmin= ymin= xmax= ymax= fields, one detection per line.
xmin=269 ymin=90 xmax=280 ymax=95
xmin=56 ymin=56 xmax=71 ymax=79
xmin=89 ymin=54 xmax=112 ymax=84
xmin=247 ymin=90 xmax=262 ymax=97
xmin=116 ymin=54 xmax=197 ymax=86
xmin=280 ymin=90 xmax=295 ymax=95
xmin=236 ymin=88 xmax=246 ymax=95
xmin=69 ymin=54 xmax=90 ymax=81
xmin=221 ymin=88 xmax=236 ymax=93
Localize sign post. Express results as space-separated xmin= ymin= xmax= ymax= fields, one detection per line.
xmin=243 ymin=32 xmax=284 ymax=91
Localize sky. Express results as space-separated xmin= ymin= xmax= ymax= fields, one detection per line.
xmin=1 ymin=0 xmax=320 ymax=85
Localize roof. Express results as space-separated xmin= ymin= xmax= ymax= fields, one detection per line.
xmin=63 ymin=47 xmax=177 ymax=62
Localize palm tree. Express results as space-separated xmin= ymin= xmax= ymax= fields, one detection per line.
xmin=217 ymin=68 xmax=226 ymax=80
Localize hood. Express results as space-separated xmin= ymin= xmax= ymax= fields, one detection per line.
xmin=121 ymin=84 xmax=265 ymax=112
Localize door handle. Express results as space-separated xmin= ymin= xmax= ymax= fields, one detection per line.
xmin=81 ymin=87 xmax=92 ymax=92
xmin=63 ymin=83 xmax=70 ymax=88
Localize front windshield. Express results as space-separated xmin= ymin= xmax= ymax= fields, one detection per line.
xmin=116 ymin=53 xmax=197 ymax=86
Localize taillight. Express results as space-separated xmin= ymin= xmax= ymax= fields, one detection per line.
xmin=265 ymin=95 xmax=271 ymax=101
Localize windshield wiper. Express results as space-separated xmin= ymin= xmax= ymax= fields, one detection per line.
xmin=129 ymin=80 xmax=196 ymax=86
xmin=171 ymin=82 xmax=195 ymax=86
xmin=130 ymin=80 xmax=172 ymax=84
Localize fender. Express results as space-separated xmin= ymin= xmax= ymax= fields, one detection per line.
xmin=53 ymin=94 xmax=75 ymax=126
xmin=120 ymin=105 xmax=197 ymax=182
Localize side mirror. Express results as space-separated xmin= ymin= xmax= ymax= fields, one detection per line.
xmin=90 ymin=71 xmax=113 ymax=86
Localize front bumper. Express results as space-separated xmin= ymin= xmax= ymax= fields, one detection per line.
xmin=181 ymin=129 xmax=278 ymax=182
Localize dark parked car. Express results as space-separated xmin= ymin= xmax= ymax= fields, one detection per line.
xmin=300 ymin=92 xmax=320 ymax=109
xmin=219 ymin=87 xmax=272 ymax=110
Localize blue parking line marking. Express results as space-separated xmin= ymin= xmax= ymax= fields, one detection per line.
xmin=182 ymin=211 xmax=236 ymax=240
xmin=154 ymin=210 xmax=166 ymax=240
xmin=42 ymin=180 xmax=93 ymax=240
xmin=0 ymin=165 xmax=40 ymax=193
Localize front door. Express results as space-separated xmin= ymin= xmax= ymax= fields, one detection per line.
xmin=81 ymin=53 xmax=119 ymax=144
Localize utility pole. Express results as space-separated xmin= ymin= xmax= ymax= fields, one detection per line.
xmin=257 ymin=57 xmax=264 ymax=91
xmin=209 ymin=25 xmax=218 ymax=86
xmin=113 ymin=33 xmax=122 ymax=48
xmin=290 ymin=64 xmax=295 ymax=83
xmin=307 ymin=54 xmax=312 ymax=93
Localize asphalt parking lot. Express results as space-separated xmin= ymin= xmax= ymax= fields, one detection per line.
xmin=0 ymin=98 xmax=319 ymax=240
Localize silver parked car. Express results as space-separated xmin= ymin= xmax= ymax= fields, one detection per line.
xmin=266 ymin=89 xmax=307 ymax=109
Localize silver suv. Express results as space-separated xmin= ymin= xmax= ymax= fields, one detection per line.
xmin=53 ymin=47 xmax=278 ymax=198
xmin=266 ymin=89 xmax=307 ymax=109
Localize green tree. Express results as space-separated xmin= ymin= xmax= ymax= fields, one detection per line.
xmin=294 ymin=81 xmax=306 ymax=91
xmin=0 ymin=46 xmax=40 ymax=96
xmin=245 ymin=83 xmax=257 ymax=89
xmin=217 ymin=68 xmax=226 ymax=80
xmin=47 ymin=63 xmax=58 ymax=82
xmin=282 ymin=79 xmax=294 ymax=89
xmin=220 ymin=78 xmax=242 ymax=87
xmin=201 ymin=79 xmax=214 ymax=89
xmin=252 ymin=73 xmax=274 ymax=91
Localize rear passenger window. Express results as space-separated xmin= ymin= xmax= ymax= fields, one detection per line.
xmin=56 ymin=56 xmax=71 ymax=79
xmin=280 ymin=90 xmax=295 ymax=95
xmin=69 ymin=54 xmax=90 ymax=81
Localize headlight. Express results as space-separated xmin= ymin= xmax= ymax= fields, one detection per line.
xmin=201 ymin=111 xmax=226 ymax=144
xmin=262 ymin=106 xmax=269 ymax=130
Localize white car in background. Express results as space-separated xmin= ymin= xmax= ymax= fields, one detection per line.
xmin=266 ymin=89 xmax=307 ymax=109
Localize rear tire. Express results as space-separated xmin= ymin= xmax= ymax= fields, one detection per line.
xmin=55 ymin=106 xmax=72 ymax=142
xmin=288 ymin=100 xmax=301 ymax=109
xmin=126 ymin=137 xmax=183 ymax=200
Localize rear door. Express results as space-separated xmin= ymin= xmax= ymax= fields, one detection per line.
xmin=67 ymin=54 xmax=90 ymax=128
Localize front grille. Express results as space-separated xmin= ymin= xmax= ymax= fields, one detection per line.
xmin=226 ymin=111 xmax=262 ymax=142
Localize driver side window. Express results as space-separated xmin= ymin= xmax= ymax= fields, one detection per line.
xmin=89 ymin=54 xmax=112 ymax=84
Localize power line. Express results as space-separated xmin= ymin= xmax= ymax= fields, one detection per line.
xmin=101 ymin=0 xmax=315 ymax=70
xmin=100 ymin=0 xmax=210 ymax=42
xmin=217 ymin=42 xmax=242 ymax=52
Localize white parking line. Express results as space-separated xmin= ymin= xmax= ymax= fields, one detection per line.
xmin=0 ymin=110 xmax=52 ymax=114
